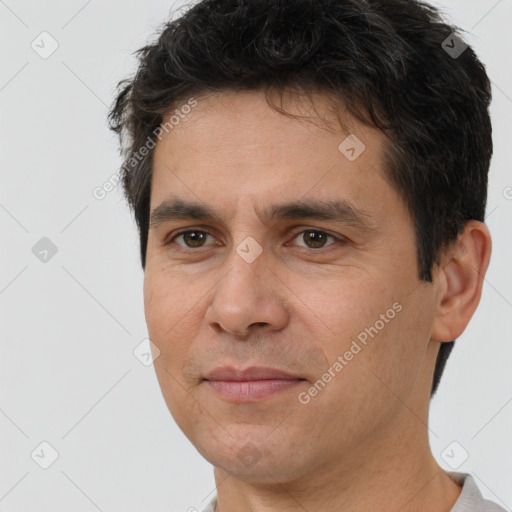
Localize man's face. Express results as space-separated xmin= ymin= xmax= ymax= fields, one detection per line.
xmin=144 ymin=90 xmax=440 ymax=481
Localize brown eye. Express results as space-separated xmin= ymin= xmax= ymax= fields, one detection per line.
xmin=173 ymin=230 xmax=213 ymax=248
xmin=292 ymin=230 xmax=337 ymax=249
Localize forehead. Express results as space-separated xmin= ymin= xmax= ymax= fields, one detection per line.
xmin=154 ymin=88 xmax=382 ymax=157
xmin=150 ymin=89 xmax=397 ymax=224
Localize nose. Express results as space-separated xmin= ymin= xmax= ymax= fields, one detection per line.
xmin=204 ymin=248 xmax=290 ymax=339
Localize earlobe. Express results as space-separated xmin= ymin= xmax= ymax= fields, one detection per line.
xmin=431 ymin=221 xmax=492 ymax=343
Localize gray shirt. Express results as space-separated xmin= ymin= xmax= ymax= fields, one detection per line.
xmin=447 ymin=472 xmax=508 ymax=512
xmin=201 ymin=472 xmax=509 ymax=512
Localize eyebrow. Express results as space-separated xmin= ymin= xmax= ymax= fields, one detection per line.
xmin=149 ymin=197 xmax=379 ymax=234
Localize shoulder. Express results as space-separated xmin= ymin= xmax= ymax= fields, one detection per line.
xmin=448 ymin=472 xmax=509 ymax=512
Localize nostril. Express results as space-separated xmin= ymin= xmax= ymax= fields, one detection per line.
xmin=249 ymin=322 xmax=268 ymax=328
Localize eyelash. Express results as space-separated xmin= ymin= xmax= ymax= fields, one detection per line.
xmin=166 ymin=228 xmax=346 ymax=251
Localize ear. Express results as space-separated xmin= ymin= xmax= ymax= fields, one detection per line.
xmin=431 ymin=220 xmax=492 ymax=343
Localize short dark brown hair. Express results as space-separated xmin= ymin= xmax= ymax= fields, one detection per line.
xmin=108 ymin=0 xmax=493 ymax=397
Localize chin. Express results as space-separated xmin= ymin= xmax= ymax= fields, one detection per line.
xmin=194 ymin=433 xmax=309 ymax=484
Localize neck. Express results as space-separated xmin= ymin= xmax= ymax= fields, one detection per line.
xmin=213 ymin=406 xmax=462 ymax=512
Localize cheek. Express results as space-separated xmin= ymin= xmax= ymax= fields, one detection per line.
xmin=337 ymin=290 xmax=433 ymax=407
xmin=144 ymin=269 xmax=211 ymax=381
xmin=144 ymin=266 xmax=191 ymax=333
xmin=144 ymin=273 xmax=200 ymax=427
xmin=143 ymin=275 xmax=168 ymax=340
xmin=143 ymin=272 xmax=186 ymax=363
xmin=309 ymin=272 xmax=429 ymax=397
xmin=297 ymin=269 xmax=395 ymax=339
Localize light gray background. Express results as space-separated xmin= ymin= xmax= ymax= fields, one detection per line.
xmin=0 ymin=1 xmax=511 ymax=511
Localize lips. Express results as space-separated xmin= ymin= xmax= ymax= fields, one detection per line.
xmin=204 ymin=366 xmax=304 ymax=382
xmin=204 ymin=366 xmax=306 ymax=402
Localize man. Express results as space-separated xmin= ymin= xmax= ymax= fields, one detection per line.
xmin=109 ymin=0 xmax=507 ymax=510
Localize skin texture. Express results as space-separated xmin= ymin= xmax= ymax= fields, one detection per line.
xmin=144 ymin=89 xmax=492 ymax=512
